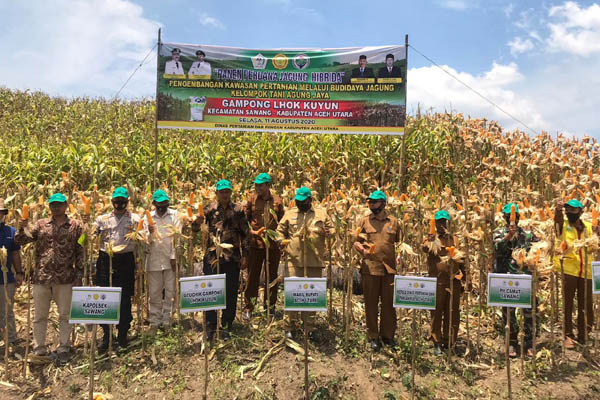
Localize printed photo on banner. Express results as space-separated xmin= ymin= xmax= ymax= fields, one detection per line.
xmin=487 ymin=273 xmax=532 ymax=308
xmin=69 ymin=287 xmax=122 ymax=325
xmin=179 ymin=274 xmax=226 ymax=313
xmin=393 ymin=276 xmax=437 ymax=310
xmin=156 ymin=43 xmax=406 ymax=135
xmin=284 ymin=277 xmax=327 ymax=312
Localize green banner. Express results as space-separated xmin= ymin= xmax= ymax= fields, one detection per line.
xmin=487 ymin=273 xmax=532 ymax=308
xmin=69 ymin=287 xmax=121 ymax=325
xmin=157 ymin=43 xmax=406 ymax=135
xmin=180 ymin=274 xmax=226 ymax=313
xmin=593 ymin=262 xmax=600 ymax=294
xmin=284 ymin=277 xmax=327 ymax=312
xmin=393 ymin=276 xmax=437 ymax=310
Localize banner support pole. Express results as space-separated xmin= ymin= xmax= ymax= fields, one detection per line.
xmin=399 ymin=34 xmax=408 ymax=192
xmin=153 ymin=28 xmax=162 ymax=192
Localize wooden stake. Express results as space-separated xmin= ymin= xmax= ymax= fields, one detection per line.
xmin=2 ymin=266 xmax=9 ymax=381
xmin=327 ymin=236 xmax=333 ymax=324
xmin=264 ymin=204 xmax=271 ymax=321
xmin=302 ymin=311 xmax=309 ymax=400
xmin=23 ymin=253 xmax=31 ymax=378
xmin=88 ymin=324 xmax=97 ymax=400
xmin=506 ymin=307 xmax=513 ymax=400
xmin=560 ymin=258 xmax=566 ymax=356
xmin=411 ymin=309 xmax=417 ymax=400
xmin=108 ymin=254 xmax=113 ymax=359
xmin=531 ymin=264 xmax=538 ymax=372
xmin=202 ymin=312 xmax=209 ymax=400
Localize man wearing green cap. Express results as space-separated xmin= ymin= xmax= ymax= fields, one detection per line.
xmin=16 ymin=193 xmax=84 ymax=363
xmin=277 ymin=186 xmax=334 ymax=339
xmin=493 ymin=202 xmax=538 ymax=357
xmin=193 ymin=179 xmax=249 ymax=341
xmin=423 ymin=210 xmax=465 ymax=355
xmin=553 ymin=199 xmax=595 ymax=348
xmin=242 ymin=173 xmax=285 ymax=320
xmin=353 ymin=190 xmax=399 ymax=350
xmin=145 ymin=190 xmax=180 ymax=333
xmin=94 ymin=186 xmax=140 ymax=352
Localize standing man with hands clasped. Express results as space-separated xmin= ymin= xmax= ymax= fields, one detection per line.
xmin=15 ymin=193 xmax=84 ymax=364
xmin=353 ymin=190 xmax=399 ymax=351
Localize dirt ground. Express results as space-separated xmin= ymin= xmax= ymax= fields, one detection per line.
xmin=1 ymin=288 xmax=600 ymax=400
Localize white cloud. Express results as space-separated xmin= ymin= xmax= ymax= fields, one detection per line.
xmin=0 ymin=0 xmax=159 ymax=98
xmin=198 ymin=12 xmax=225 ymax=30
xmin=546 ymin=2 xmax=600 ymax=56
xmin=507 ymin=37 xmax=534 ymax=55
xmin=503 ymin=3 xmax=515 ymax=18
xmin=408 ymin=62 xmax=547 ymax=134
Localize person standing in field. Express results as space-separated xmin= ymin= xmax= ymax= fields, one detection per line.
xmin=145 ymin=189 xmax=180 ymax=334
xmin=423 ymin=210 xmax=464 ymax=355
xmin=554 ymin=199 xmax=595 ymax=348
xmin=15 ymin=193 xmax=83 ymax=364
xmin=493 ymin=203 xmax=538 ymax=357
xmin=242 ymin=173 xmax=285 ymax=321
xmin=94 ymin=187 xmax=140 ymax=352
xmin=353 ymin=190 xmax=399 ymax=351
xmin=0 ymin=199 xmax=23 ymax=350
xmin=277 ymin=187 xmax=334 ymax=341
xmin=193 ymin=179 xmax=249 ymax=341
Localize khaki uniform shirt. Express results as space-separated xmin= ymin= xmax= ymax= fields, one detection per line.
xmin=95 ymin=211 xmax=140 ymax=254
xmin=424 ymin=234 xmax=464 ymax=283
xmin=355 ymin=211 xmax=400 ymax=276
xmin=144 ymin=208 xmax=180 ymax=272
xmin=245 ymin=191 xmax=285 ymax=249
xmin=277 ymin=206 xmax=334 ymax=269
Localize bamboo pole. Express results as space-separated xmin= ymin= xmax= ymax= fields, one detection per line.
xmin=506 ymin=307 xmax=513 ymax=400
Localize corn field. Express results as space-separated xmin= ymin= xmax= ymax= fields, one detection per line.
xmin=1 ymin=87 xmax=600 ymax=399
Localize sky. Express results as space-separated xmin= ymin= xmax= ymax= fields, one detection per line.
xmin=1 ymin=0 xmax=599 ymax=139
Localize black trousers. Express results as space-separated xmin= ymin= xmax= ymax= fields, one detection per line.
xmin=95 ymin=251 xmax=136 ymax=339
xmin=203 ymin=257 xmax=240 ymax=329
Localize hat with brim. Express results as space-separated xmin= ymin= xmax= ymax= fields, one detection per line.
xmin=216 ymin=179 xmax=232 ymax=191
xmin=565 ymin=199 xmax=583 ymax=209
xmin=294 ymin=187 xmax=312 ymax=201
xmin=368 ymin=190 xmax=387 ymax=201
xmin=49 ymin=193 xmax=67 ymax=204
xmin=152 ymin=189 xmax=170 ymax=203
xmin=434 ymin=210 xmax=450 ymax=220
xmin=502 ymin=202 xmax=519 ymax=214
xmin=254 ymin=173 xmax=272 ymax=185
xmin=112 ymin=187 xmax=129 ymax=199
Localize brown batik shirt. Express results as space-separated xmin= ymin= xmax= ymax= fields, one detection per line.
xmin=204 ymin=201 xmax=249 ymax=268
xmin=354 ymin=210 xmax=400 ymax=276
xmin=15 ymin=217 xmax=84 ymax=285
xmin=245 ymin=191 xmax=285 ymax=249
xmin=423 ymin=234 xmax=465 ymax=284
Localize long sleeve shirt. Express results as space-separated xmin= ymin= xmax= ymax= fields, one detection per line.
xmin=15 ymin=217 xmax=84 ymax=285
xmin=204 ymin=201 xmax=249 ymax=268
xmin=354 ymin=211 xmax=400 ymax=276
xmin=145 ymin=208 xmax=181 ymax=272
xmin=493 ymin=226 xmax=537 ymax=274
xmin=244 ymin=191 xmax=285 ymax=249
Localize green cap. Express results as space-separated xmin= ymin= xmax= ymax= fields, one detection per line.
xmin=112 ymin=187 xmax=129 ymax=199
xmin=152 ymin=189 xmax=170 ymax=203
xmin=502 ymin=203 xmax=519 ymax=215
xmin=48 ymin=193 xmax=67 ymax=204
xmin=294 ymin=187 xmax=312 ymax=201
xmin=254 ymin=173 xmax=272 ymax=184
xmin=216 ymin=179 xmax=232 ymax=191
xmin=434 ymin=210 xmax=450 ymax=220
xmin=368 ymin=190 xmax=387 ymax=201
xmin=566 ymin=199 xmax=583 ymax=209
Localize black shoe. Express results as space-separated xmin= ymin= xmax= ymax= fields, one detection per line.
xmin=381 ymin=337 xmax=396 ymax=347
xmin=117 ymin=332 xmax=129 ymax=349
xmin=433 ymin=344 xmax=442 ymax=356
xmin=206 ymin=324 xmax=216 ymax=342
xmin=369 ymin=339 xmax=381 ymax=351
xmin=98 ymin=338 xmax=110 ymax=354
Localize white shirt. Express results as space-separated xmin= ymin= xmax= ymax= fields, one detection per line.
xmin=188 ymin=61 xmax=211 ymax=76
xmin=165 ymin=60 xmax=185 ymax=75
xmin=144 ymin=208 xmax=181 ymax=272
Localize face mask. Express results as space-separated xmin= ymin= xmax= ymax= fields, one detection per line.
xmin=566 ymin=213 xmax=579 ymax=224
xmin=156 ymin=205 xmax=168 ymax=214
xmin=369 ymin=205 xmax=385 ymax=215
xmin=114 ymin=202 xmax=127 ymax=211
xmin=297 ymin=201 xmax=311 ymax=212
